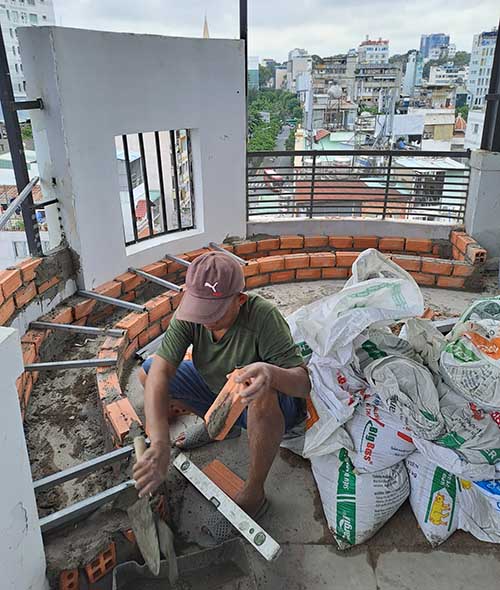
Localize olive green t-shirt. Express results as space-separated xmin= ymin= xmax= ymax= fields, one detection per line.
xmin=156 ymin=293 xmax=304 ymax=394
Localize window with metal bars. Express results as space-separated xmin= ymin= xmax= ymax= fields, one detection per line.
xmin=115 ymin=129 xmax=195 ymax=246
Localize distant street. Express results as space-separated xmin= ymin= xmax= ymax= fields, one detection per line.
xmin=262 ymin=125 xmax=293 ymax=171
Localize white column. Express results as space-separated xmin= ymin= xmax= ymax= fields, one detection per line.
xmin=465 ymin=150 xmax=500 ymax=258
xmin=0 ymin=327 xmax=48 ymax=590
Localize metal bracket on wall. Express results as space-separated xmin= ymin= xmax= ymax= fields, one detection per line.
xmin=78 ymin=290 xmax=146 ymax=312
xmin=208 ymin=242 xmax=247 ymax=265
xmin=10 ymin=97 xmax=44 ymax=111
xmin=128 ymin=267 xmax=182 ymax=292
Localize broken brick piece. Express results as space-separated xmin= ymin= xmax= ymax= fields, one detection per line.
xmin=203 ymin=459 xmax=245 ymax=501
xmin=84 ymin=542 xmax=116 ymax=584
xmin=204 ymin=369 xmax=248 ymax=441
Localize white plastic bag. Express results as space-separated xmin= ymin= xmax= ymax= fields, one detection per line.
xmin=295 ymin=249 xmax=424 ymax=364
xmin=459 ymin=479 xmax=500 ymax=543
xmin=354 ymin=327 xmax=420 ymax=373
xmin=440 ymin=319 xmax=500 ymax=410
xmin=345 ymin=400 xmax=415 ymax=472
xmin=287 ymin=308 xmax=313 ymax=364
xmin=405 ymin=451 xmax=459 ymax=546
xmin=365 ymin=356 xmax=444 ymax=439
xmin=403 ymin=317 xmax=446 ymax=376
xmin=311 ymin=448 xmax=409 ymax=548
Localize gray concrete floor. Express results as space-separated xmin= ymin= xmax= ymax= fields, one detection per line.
xmin=125 ymin=280 xmax=500 ymax=590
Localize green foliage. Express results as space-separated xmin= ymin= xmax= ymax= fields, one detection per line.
xmin=259 ymin=64 xmax=274 ymax=89
xmin=359 ymin=104 xmax=378 ymax=115
xmin=21 ymin=123 xmax=32 ymax=141
xmin=285 ymin=129 xmax=296 ymax=150
xmin=456 ymin=105 xmax=469 ymax=121
xmin=247 ymin=89 xmax=303 ymax=151
xmin=453 ymin=51 xmax=471 ymax=67
xmin=422 ymin=51 xmax=471 ymax=80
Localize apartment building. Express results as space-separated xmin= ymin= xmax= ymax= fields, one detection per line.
xmin=467 ymin=27 xmax=497 ymax=108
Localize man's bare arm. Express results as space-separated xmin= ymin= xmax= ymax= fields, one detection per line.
xmin=133 ymin=355 xmax=177 ymax=496
xmin=235 ymin=362 xmax=311 ymax=402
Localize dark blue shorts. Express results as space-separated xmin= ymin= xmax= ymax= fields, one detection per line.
xmin=142 ymin=357 xmax=304 ymax=433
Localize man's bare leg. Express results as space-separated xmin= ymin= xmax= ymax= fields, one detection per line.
xmin=235 ymin=387 xmax=285 ymax=515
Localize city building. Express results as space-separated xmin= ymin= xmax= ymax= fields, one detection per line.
xmin=419 ymin=33 xmax=450 ymax=59
xmin=417 ymin=83 xmax=456 ymax=109
xmin=311 ymin=53 xmax=357 ymax=99
xmin=307 ymin=93 xmax=357 ymax=132
xmin=467 ymin=27 xmax=498 ymax=108
xmin=0 ymin=0 xmax=56 ymax=100
xmin=464 ymin=110 xmax=485 ymax=150
xmin=354 ymin=62 xmax=402 ymax=111
xmin=408 ymin=107 xmax=455 ymax=150
xmin=451 ymin=113 xmax=467 ymax=151
xmin=402 ymin=50 xmax=423 ymax=97
xmin=358 ymin=36 xmax=389 ymax=64
xmin=248 ymin=55 xmax=260 ymax=90
xmin=286 ymin=48 xmax=312 ymax=92
xmin=429 ymin=63 xmax=468 ymax=85
xmin=274 ymin=65 xmax=287 ymax=89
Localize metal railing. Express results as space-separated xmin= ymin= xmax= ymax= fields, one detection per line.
xmin=247 ymin=149 xmax=471 ymax=223
xmin=118 ymin=129 xmax=195 ymax=247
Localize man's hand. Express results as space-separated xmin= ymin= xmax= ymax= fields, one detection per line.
xmin=132 ymin=441 xmax=170 ymax=498
xmin=234 ymin=362 xmax=275 ymax=404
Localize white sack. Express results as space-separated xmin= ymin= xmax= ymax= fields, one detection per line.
xmin=459 ymin=479 xmax=500 ymax=543
xmin=312 ymin=448 xmax=409 ymax=548
xmin=405 ymin=451 xmax=459 ymax=546
xmin=365 ymin=356 xmax=444 ymax=439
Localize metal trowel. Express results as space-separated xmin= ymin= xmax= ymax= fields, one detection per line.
xmin=127 ymin=436 xmax=161 ymax=576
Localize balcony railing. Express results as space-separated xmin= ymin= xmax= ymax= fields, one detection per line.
xmin=247 ymin=149 xmax=470 ymax=224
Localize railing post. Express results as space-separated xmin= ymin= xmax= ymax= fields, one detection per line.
xmin=382 ymin=154 xmax=392 ymax=219
xmin=309 ymin=153 xmax=317 ymax=219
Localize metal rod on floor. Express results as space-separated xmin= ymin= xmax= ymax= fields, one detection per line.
xmin=78 ymin=290 xmax=146 ymax=312
xmin=24 ymin=358 xmax=117 ymax=371
xmin=39 ymin=480 xmax=135 ymax=534
xmin=128 ymin=267 xmax=182 ymax=292
xmin=165 ymin=253 xmax=191 ymax=267
xmin=30 ymin=321 xmax=125 ymax=337
xmin=34 ymin=444 xmax=135 ymax=492
xmin=208 ymin=242 xmax=246 ymax=265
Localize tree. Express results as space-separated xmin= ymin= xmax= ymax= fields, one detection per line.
xmin=456 ymin=105 xmax=469 ymax=121
xmin=259 ymin=64 xmax=274 ymax=89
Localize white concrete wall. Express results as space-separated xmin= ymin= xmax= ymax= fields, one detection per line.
xmin=0 ymin=327 xmax=48 ymax=590
xmin=247 ymin=217 xmax=457 ymax=240
xmin=465 ymin=150 xmax=500 ymax=258
xmin=18 ymin=27 xmax=246 ymax=288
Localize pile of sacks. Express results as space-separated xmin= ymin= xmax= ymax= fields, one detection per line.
xmin=284 ymin=248 xmax=500 ymax=549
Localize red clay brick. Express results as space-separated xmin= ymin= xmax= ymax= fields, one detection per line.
xmin=141 ymin=261 xmax=168 ymax=278
xmin=455 ymin=232 xmax=474 ymax=254
xmin=21 ymin=330 xmax=47 ymax=354
xmin=296 ymin=268 xmax=322 ymax=280
xmin=406 ymin=238 xmax=433 ymax=253
xmin=22 ymin=342 xmax=37 ymax=365
xmin=73 ymin=298 xmax=96 ymax=320
xmin=105 ymin=399 xmax=141 ymax=442
xmin=161 ymin=312 xmax=174 ymax=330
xmin=336 ymin=251 xmax=359 ymax=267
xmin=450 ymin=230 xmax=461 ymax=247
xmin=304 ymin=235 xmax=329 ymax=248
xmin=411 ymin=272 xmax=436 ymax=286
xmin=122 ymin=291 xmax=136 ymax=303
xmin=124 ymin=337 xmax=139 ymax=360
xmin=243 ymin=260 xmax=260 ymax=277
xmin=59 ymin=569 xmax=79 ymax=590
xmin=437 ymin=276 xmax=465 ymax=289
xmin=280 ymin=235 xmax=304 ymax=249
xmin=16 ymin=373 xmax=25 ymax=398
xmin=14 ymin=282 xmax=37 ymax=308
xmin=23 ymin=373 xmax=34 ymax=410
xmin=269 ymin=249 xmax=291 ymax=256
xmin=145 ymin=294 xmax=172 ymax=323
xmin=0 ymin=288 xmax=3 ymax=306
xmin=50 ymin=307 xmax=74 ymax=324
xmin=221 ymin=243 xmax=234 ymax=253
xmin=234 ymin=241 xmax=257 ymax=256
xmin=353 ymin=236 xmax=378 ymax=250
xmin=84 ymin=542 xmax=117 ymax=583
xmin=96 ymin=370 xmax=121 ymax=401
xmin=167 ymin=290 xmax=183 ymax=310
xmin=270 ymin=270 xmax=296 ymax=283
xmin=101 ymin=335 xmax=127 ymax=353
xmin=432 ymin=244 xmax=441 ymax=256
xmin=309 ymin=252 xmax=336 ymax=268
xmin=378 ymin=237 xmax=405 ymax=252
xmin=184 ymin=248 xmax=210 ymax=261
xmin=0 ymin=269 xmax=22 ymax=299
xmin=95 ymin=280 xmax=122 ymax=298
xmin=452 ymin=262 xmax=475 ymax=277
xmin=329 ymin=236 xmax=353 ymax=249
xmin=116 ymin=312 xmax=149 ymax=339
xmin=163 ymin=256 xmax=189 ymax=273
xmin=284 ymin=253 xmax=310 ymax=269
xmin=115 ymin=272 xmax=144 ymax=293
xmin=421 ymin=258 xmax=453 ymax=276
xmin=0 ymin=297 xmax=15 ymax=325
xmin=258 ymin=255 xmax=285 ymax=273
xmin=466 ymin=245 xmax=487 ymax=265
xmin=16 ymin=258 xmax=42 ymax=282
xmin=139 ymin=322 xmax=162 ymax=347
xmin=392 ymin=255 xmax=422 ymax=272
xmin=322 ymin=267 xmax=348 ymax=279
xmin=257 ymin=238 xmax=280 ymax=251
xmin=203 ymin=460 xmax=244 ymax=501
xmin=246 ymin=274 xmax=270 ymax=289
xmin=38 ymin=276 xmax=60 ymax=294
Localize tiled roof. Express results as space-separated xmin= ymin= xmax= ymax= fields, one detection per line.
xmin=314 ymin=129 xmax=330 ymax=142
xmin=0 ymin=184 xmax=43 ymax=202
xmin=454 ymin=114 xmax=467 ymax=133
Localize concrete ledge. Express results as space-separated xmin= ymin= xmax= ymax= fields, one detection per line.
xmin=247 ymin=218 xmax=460 ymax=240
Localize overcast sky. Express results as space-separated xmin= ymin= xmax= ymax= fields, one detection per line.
xmin=54 ymin=1 xmax=499 ymax=62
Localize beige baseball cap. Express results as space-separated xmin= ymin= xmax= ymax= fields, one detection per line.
xmin=175 ymin=251 xmax=245 ymax=324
